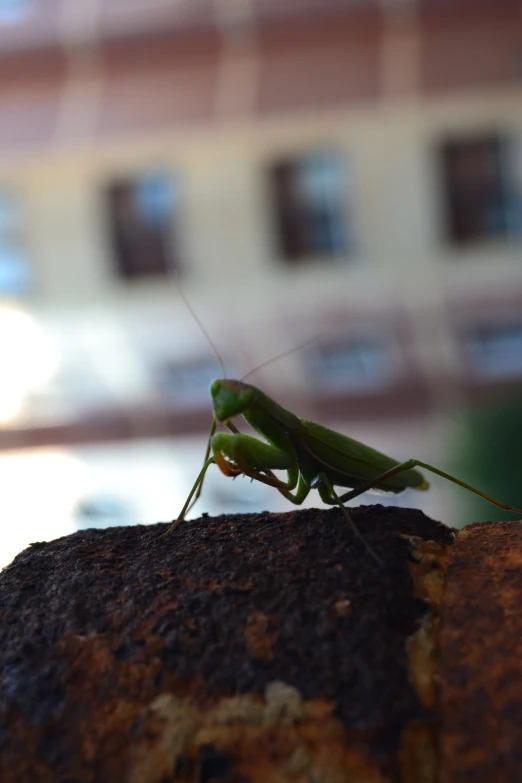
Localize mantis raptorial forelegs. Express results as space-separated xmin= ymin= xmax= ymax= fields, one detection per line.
xmin=185 ymin=418 xmax=285 ymax=516
xmin=165 ymin=430 xmax=299 ymax=536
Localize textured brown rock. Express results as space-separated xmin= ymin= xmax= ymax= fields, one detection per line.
xmin=0 ymin=506 xmax=519 ymax=782
xmin=438 ymin=521 xmax=522 ymax=783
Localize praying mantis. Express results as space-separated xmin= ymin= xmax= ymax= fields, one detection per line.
xmin=166 ymin=305 xmax=522 ymax=562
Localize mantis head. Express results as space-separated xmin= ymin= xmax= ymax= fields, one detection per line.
xmin=210 ymin=379 xmax=254 ymax=422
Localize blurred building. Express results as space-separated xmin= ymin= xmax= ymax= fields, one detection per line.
xmin=0 ymin=0 xmax=521 ymax=556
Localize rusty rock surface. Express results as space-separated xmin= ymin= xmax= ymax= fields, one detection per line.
xmin=0 ymin=504 xmax=514 ymax=783
xmin=438 ymin=521 xmax=522 ymax=783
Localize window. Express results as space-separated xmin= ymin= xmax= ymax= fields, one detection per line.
xmin=440 ymin=133 xmax=521 ymax=244
xmin=269 ymin=151 xmax=349 ymax=262
xmin=0 ymin=191 xmax=30 ymax=295
xmin=305 ymin=336 xmax=399 ymax=393
xmin=106 ymin=170 xmax=178 ymax=280
xmin=461 ymin=322 xmax=522 ymax=380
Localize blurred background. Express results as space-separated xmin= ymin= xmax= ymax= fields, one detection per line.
xmin=0 ymin=0 xmax=521 ymax=566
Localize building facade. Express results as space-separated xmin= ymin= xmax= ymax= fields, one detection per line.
xmin=0 ymin=0 xmax=520 ymax=554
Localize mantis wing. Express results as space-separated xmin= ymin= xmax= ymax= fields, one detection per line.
xmin=298 ymin=419 xmax=428 ymax=493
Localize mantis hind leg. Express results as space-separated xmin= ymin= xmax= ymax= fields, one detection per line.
xmin=312 ymin=472 xmax=382 ymax=565
xmin=336 ymin=459 xmax=522 ymax=515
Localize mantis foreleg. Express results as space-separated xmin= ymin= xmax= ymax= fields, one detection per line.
xmin=211 ymin=431 xmax=299 ymax=490
xmin=237 ymin=465 xmax=310 ymax=503
xmin=187 ymin=419 xmax=284 ymax=515
xmin=168 ymin=431 xmax=300 ymax=536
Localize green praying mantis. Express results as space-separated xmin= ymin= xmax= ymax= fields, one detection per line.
xmin=166 ymin=296 xmax=522 ymax=563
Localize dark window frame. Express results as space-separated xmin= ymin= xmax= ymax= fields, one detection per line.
xmin=439 ymin=131 xmax=521 ymax=246
xmin=268 ymin=149 xmax=351 ymax=263
xmin=105 ymin=170 xmax=179 ymax=281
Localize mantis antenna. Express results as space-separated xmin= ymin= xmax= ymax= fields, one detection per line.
xmin=176 ymin=272 xmax=323 ymax=382
xmin=175 ymin=273 xmax=227 ymax=378
xmin=241 ymin=334 xmax=324 ymax=381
